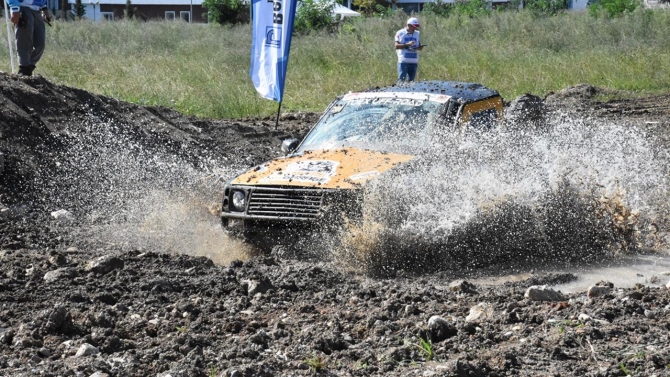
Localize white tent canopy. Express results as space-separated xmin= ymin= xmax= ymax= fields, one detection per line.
xmin=332 ymin=2 xmax=361 ymax=17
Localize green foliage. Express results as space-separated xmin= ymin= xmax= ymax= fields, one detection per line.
xmin=588 ymin=0 xmax=639 ymax=18
xmin=373 ymin=3 xmax=394 ymax=17
xmin=294 ymin=0 xmax=335 ymax=33
xmin=203 ymin=0 xmax=249 ymax=24
xmin=523 ymin=0 xmax=570 ymax=15
xmin=353 ymin=0 xmax=388 ymax=16
xmin=416 ymin=337 xmax=434 ymax=361
xmin=454 ymin=0 xmax=492 ymax=18
xmin=304 ymin=354 xmax=327 ymax=372
xmin=423 ymin=0 xmax=454 ymax=17
xmin=74 ymin=0 xmax=86 ymax=19
xmin=619 ymin=362 xmax=630 ymax=375
xmin=124 ymin=0 xmax=135 ymax=19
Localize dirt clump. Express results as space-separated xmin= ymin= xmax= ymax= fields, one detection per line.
xmin=1 ymin=73 xmax=670 ymax=376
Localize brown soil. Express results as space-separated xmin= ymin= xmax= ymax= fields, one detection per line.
xmin=0 ymin=73 xmax=669 ymax=376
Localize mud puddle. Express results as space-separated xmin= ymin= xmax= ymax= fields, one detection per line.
xmin=549 ymin=253 xmax=670 ymax=292
xmin=467 ymin=253 xmax=670 ymax=293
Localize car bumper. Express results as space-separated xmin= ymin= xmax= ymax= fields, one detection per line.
xmin=221 ymin=185 xmax=361 ymax=236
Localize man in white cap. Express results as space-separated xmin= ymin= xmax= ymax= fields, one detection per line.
xmin=394 ymin=17 xmax=424 ymax=83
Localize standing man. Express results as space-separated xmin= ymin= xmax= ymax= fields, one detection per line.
xmin=8 ymin=0 xmax=49 ymax=76
xmin=394 ymin=17 xmax=424 ymax=83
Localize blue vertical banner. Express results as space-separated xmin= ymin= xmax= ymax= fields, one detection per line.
xmin=250 ymin=0 xmax=298 ymax=102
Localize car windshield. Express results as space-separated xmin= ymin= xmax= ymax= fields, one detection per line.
xmin=297 ymin=94 xmax=445 ymax=154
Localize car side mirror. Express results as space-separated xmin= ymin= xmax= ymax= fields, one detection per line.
xmin=281 ymin=138 xmax=299 ymax=154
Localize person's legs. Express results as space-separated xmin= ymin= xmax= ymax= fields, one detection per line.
xmin=30 ymin=10 xmax=46 ymax=69
xmin=407 ymin=64 xmax=418 ymax=82
xmin=15 ymin=9 xmax=35 ymax=70
xmin=397 ymin=63 xmax=409 ymax=83
xmin=15 ymin=9 xmax=45 ymax=76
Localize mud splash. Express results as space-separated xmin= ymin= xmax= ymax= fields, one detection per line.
xmin=336 ymin=115 xmax=669 ymax=276
xmin=29 ymin=115 xmax=253 ymax=264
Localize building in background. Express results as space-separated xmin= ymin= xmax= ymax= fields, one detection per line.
xmin=49 ymin=0 xmax=207 ymax=22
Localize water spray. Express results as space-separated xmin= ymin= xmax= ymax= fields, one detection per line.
xmin=3 ymin=0 xmax=16 ymax=74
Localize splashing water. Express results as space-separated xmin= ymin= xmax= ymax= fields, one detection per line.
xmin=336 ymin=114 xmax=670 ymax=276
xmin=31 ymin=112 xmax=253 ymax=264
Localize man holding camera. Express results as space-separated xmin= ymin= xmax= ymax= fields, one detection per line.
xmin=8 ymin=0 xmax=50 ymax=76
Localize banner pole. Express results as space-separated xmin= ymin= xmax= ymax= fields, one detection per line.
xmin=274 ymin=101 xmax=282 ymax=129
xmin=3 ymin=0 xmax=16 ymax=74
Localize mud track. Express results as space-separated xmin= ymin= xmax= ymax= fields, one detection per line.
xmin=0 ymin=73 xmax=669 ymax=376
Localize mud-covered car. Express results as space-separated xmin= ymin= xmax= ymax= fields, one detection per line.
xmin=221 ymin=81 xmax=503 ymax=249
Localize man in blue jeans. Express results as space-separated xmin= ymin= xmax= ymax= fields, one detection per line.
xmin=394 ymin=17 xmax=424 ymax=83
xmin=8 ymin=0 xmax=49 ymax=76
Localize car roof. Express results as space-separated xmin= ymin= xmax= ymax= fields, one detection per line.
xmin=365 ymin=80 xmax=500 ymax=103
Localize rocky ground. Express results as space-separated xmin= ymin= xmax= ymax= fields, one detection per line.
xmin=0 ymin=73 xmax=669 ymax=376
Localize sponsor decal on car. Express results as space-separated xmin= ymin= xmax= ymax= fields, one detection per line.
xmin=342 ymin=91 xmax=451 ymax=104
xmin=260 ymin=160 xmax=339 ymax=184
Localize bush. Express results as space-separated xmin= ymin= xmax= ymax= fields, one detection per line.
xmin=294 ymin=0 xmax=335 ymax=33
xmin=423 ymin=0 xmax=454 ymax=17
xmin=353 ymin=0 xmax=388 ymax=16
xmin=373 ymin=3 xmax=394 ymax=17
xmin=203 ymin=0 xmax=250 ymax=24
xmin=454 ymin=0 xmax=491 ymax=18
xmin=524 ymin=0 xmax=570 ymax=15
xmin=588 ymin=0 xmax=639 ymax=17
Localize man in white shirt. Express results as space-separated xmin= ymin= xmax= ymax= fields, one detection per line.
xmin=394 ymin=17 xmax=424 ymax=83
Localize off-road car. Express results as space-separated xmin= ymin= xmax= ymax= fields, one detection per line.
xmin=221 ymin=81 xmax=503 ymax=249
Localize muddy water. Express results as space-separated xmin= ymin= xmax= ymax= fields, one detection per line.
xmin=348 ymin=115 xmax=670 ymax=274
xmin=39 ymin=117 xmax=255 ymax=264
xmin=469 ymin=253 xmax=670 ymax=293
xmin=549 ymin=253 xmax=670 ymax=292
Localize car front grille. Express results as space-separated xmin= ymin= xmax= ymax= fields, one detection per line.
xmin=247 ymin=188 xmax=324 ymax=220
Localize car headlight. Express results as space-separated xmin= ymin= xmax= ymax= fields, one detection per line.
xmin=231 ymin=190 xmax=246 ymax=212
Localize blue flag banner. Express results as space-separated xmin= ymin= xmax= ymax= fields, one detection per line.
xmin=250 ymin=0 xmax=298 ymax=102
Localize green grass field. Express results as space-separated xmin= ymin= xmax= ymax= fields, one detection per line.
xmin=1 ymin=9 xmax=669 ymax=119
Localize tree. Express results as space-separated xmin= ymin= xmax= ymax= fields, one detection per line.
xmin=588 ymin=0 xmax=639 ymax=17
xmin=352 ymin=0 xmax=387 ymax=16
xmin=423 ymin=0 xmax=454 ymax=17
xmin=453 ymin=0 xmax=492 ymax=18
xmin=202 ymin=0 xmax=249 ymax=24
xmin=124 ymin=0 xmax=135 ymax=19
xmin=523 ymin=0 xmax=570 ymax=15
xmin=60 ymin=0 xmax=70 ymax=19
xmin=74 ymin=0 xmax=86 ymax=19
xmin=294 ymin=0 xmax=335 ymax=33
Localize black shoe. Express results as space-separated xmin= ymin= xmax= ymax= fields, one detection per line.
xmin=18 ymin=65 xmax=32 ymax=76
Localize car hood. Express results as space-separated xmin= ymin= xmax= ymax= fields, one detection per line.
xmin=231 ymin=147 xmax=415 ymax=189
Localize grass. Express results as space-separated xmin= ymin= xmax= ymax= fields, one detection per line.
xmin=1 ymin=9 xmax=670 ymax=119
xmin=416 ymin=337 xmax=435 ymax=361
xmin=303 ymin=354 xmax=327 ymax=373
